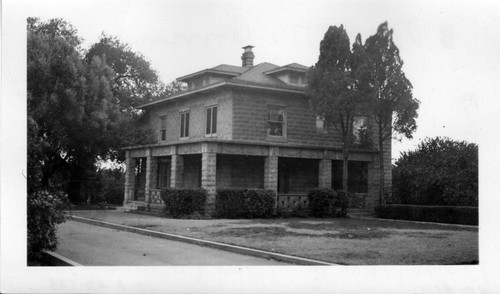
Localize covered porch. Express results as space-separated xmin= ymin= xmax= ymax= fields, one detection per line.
xmin=123 ymin=142 xmax=379 ymax=213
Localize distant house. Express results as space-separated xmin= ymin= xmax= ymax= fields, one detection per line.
xmin=122 ymin=46 xmax=391 ymax=213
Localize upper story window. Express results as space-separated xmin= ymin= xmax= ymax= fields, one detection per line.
xmin=352 ymin=116 xmax=367 ymax=144
xmin=206 ymin=105 xmax=217 ymax=136
xmin=159 ymin=115 xmax=167 ymax=141
xmin=267 ymin=106 xmax=285 ymax=137
xmin=180 ymin=111 xmax=190 ymax=138
xmin=316 ymin=115 xmax=326 ymax=132
xmin=289 ymin=74 xmax=299 ymax=84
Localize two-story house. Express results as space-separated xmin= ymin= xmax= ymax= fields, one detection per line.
xmin=122 ymin=46 xmax=391 ymax=213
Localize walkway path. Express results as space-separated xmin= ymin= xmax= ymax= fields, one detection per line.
xmin=55 ymin=220 xmax=286 ymax=266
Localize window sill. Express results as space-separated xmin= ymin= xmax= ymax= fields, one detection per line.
xmin=266 ymin=136 xmax=287 ymax=142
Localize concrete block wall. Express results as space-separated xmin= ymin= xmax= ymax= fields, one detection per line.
xmin=146 ymin=90 xmax=233 ymax=144
xmin=232 ymin=89 xmax=345 ymax=147
xmin=201 ymin=144 xmax=217 ymax=213
xmin=318 ymin=159 xmax=332 ymax=188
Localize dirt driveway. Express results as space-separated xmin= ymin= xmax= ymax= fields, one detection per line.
xmin=68 ymin=210 xmax=478 ymax=265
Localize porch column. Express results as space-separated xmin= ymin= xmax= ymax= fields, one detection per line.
xmin=123 ymin=151 xmax=136 ymax=205
xmin=170 ymin=149 xmax=184 ymax=188
xmin=201 ymin=143 xmax=217 ymax=214
xmin=318 ymin=158 xmax=332 ymax=189
xmin=366 ymin=160 xmax=378 ymax=211
xmin=264 ymin=147 xmax=279 ymax=208
xmin=144 ymin=150 xmax=158 ymax=207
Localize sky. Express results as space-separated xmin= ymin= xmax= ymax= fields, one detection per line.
xmin=10 ymin=0 xmax=500 ymax=160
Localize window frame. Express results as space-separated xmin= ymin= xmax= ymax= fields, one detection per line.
xmin=267 ymin=105 xmax=286 ymax=138
xmin=315 ymin=115 xmax=327 ymax=133
xmin=205 ymin=105 xmax=218 ymax=137
xmin=352 ymin=116 xmax=367 ymax=144
xmin=159 ymin=115 xmax=167 ymax=142
xmin=179 ymin=110 xmax=190 ymax=139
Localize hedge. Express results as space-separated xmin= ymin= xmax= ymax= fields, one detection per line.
xmin=215 ymin=189 xmax=276 ymax=218
xmin=374 ymin=204 xmax=478 ymax=225
xmin=160 ymin=188 xmax=207 ymax=218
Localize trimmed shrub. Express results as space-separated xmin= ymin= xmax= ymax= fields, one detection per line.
xmin=215 ymin=189 xmax=247 ymax=218
xmin=308 ymin=189 xmax=349 ymax=217
xmin=215 ymin=189 xmax=276 ymax=218
xmin=160 ymin=188 xmax=207 ymax=218
xmin=244 ymin=190 xmax=276 ymax=218
xmin=28 ymin=190 xmax=69 ymax=258
xmin=308 ymin=188 xmax=336 ymax=217
xmin=375 ymin=204 xmax=478 ymax=225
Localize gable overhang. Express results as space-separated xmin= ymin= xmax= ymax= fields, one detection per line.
xmin=137 ymin=81 xmax=305 ymax=109
xmin=177 ymin=69 xmax=241 ymax=82
xmin=263 ymin=67 xmax=308 ymax=76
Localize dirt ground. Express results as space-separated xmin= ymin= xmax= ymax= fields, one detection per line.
xmin=68 ymin=210 xmax=478 ymax=265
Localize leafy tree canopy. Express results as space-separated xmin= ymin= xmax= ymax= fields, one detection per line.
xmin=364 ymin=22 xmax=420 ymax=141
xmin=27 ymin=18 xmax=165 ymax=200
xmin=85 ymin=34 xmax=186 ymax=115
xmin=306 ymin=25 xmax=374 ymax=191
xmin=392 ymin=137 xmax=478 ymax=206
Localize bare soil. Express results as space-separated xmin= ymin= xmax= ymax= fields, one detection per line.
xmin=68 ymin=210 xmax=478 ymax=265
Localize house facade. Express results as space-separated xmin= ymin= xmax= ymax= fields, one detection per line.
xmin=122 ymin=46 xmax=392 ymax=213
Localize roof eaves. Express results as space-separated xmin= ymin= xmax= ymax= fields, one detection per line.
xmin=177 ymin=69 xmax=241 ymax=81
xmin=226 ymin=80 xmax=305 ymax=94
xmin=263 ymin=66 xmax=308 ymax=75
xmin=137 ymin=81 xmax=227 ymax=108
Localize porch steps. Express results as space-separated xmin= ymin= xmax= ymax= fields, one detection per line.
xmin=120 ymin=201 xmax=164 ymax=213
xmin=347 ymin=208 xmax=375 ymax=218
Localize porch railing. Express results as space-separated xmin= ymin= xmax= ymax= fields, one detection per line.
xmin=277 ymin=194 xmax=309 ymax=211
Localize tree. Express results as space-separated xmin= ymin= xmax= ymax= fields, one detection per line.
xmin=86 ymin=34 xmax=179 ymax=114
xmin=392 ymin=137 xmax=478 ymax=206
xmin=364 ymin=22 xmax=420 ymax=204
xmin=28 ymin=18 xmax=120 ymax=201
xmin=85 ymin=34 xmax=184 ymax=162
xmin=306 ymin=25 xmax=373 ymax=191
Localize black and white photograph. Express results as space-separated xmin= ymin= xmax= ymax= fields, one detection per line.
xmin=1 ymin=0 xmax=499 ymax=293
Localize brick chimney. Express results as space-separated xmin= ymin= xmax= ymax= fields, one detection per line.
xmin=241 ymin=45 xmax=255 ymax=67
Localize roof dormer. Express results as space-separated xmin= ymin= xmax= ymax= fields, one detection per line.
xmin=263 ymin=63 xmax=309 ymax=86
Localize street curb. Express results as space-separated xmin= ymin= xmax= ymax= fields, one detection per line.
xmin=348 ymin=215 xmax=478 ymax=229
xmin=68 ymin=215 xmax=338 ymax=266
xmin=41 ymin=250 xmax=83 ymax=266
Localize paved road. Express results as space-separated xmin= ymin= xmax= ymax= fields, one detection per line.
xmin=55 ymin=221 xmax=286 ymax=266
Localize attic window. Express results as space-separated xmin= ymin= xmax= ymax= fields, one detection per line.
xmin=289 ymin=74 xmax=299 ymax=84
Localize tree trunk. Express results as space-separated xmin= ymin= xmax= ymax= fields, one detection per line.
xmin=378 ymin=131 xmax=386 ymax=205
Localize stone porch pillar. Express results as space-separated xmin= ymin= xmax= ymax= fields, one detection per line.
xmin=366 ymin=160 xmax=378 ymax=211
xmin=170 ymin=149 xmax=184 ymax=188
xmin=144 ymin=151 xmax=158 ymax=208
xmin=123 ymin=151 xmax=136 ymax=205
xmin=201 ymin=143 xmax=217 ymax=214
xmin=264 ymin=147 xmax=279 ymax=207
xmin=318 ymin=158 xmax=332 ymax=189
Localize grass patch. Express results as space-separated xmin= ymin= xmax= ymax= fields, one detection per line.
xmin=68 ymin=210 xmax=479 ymax=265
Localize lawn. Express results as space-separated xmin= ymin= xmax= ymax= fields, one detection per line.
xmin=68 ymin=210 xmax=478 ymax=265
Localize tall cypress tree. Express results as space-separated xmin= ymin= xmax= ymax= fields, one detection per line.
xmin=306 ymin=25 xmax=372 ymax=192
xmin=364 ymin=22 xmax=420 ymax=204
